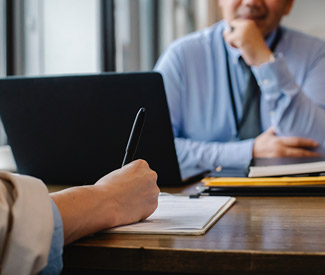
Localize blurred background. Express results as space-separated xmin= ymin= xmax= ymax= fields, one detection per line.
xmin=0 ymin=0 xmax=324 ymax=77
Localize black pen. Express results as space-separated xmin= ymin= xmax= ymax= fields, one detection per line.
xmin=121 ymin=107 xmax=146 ymax=167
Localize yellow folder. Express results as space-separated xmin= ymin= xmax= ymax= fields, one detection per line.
xmin=202 ymin=176 xmax=325 ymax=187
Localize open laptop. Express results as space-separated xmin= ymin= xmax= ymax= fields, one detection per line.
xmin=0 ymin=72 xmax=200 ymax=186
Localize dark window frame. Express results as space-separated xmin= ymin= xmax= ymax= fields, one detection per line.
xmin=101 ymin=0 xmax=116 ymax=72
xmin=6 ymin=0 xmax=14 ymax=75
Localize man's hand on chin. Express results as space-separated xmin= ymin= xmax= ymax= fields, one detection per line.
xmin=223 ymin=19 xmax=273 ymax=67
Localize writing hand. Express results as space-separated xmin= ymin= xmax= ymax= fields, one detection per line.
xmin=95 ymin=159 xmax=159 ymax=225
xmin=51 ymin=159 xmax=159 ymax=245
xmin=253 ymin=127 xmax=321 ymax=158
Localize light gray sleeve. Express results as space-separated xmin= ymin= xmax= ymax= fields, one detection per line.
xmin=0 ymin=172 xmax=54 ymax=275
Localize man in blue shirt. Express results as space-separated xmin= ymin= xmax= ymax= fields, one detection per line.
xmin=155 ymin=0 xmax=325 ymax=171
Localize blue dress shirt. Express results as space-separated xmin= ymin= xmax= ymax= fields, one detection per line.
xmin=155 ymin=20 xmax=325 ymax=171
xmin=40 ymin=199 xmax=64 ymax=275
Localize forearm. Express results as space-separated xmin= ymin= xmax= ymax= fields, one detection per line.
xmin=254 ymin=54 xmax=325 ymax=153
xmin=274 ymin=91 xmax=325 ymax=149
xmin=50 ymin=185 xmax=116 ymax=245
xmin=175 ymin=137 xmax=254 ymax=171
xmin=50 ymin=161 xmax=159 ymax=245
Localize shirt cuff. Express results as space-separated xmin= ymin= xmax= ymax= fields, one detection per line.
xmin=252 ymin=53 xmax=299 ymax=106
xmin=40 ymin=199 xmax=64 ymax=275
xmin=215 ymin=139 xmax=255 ymax=169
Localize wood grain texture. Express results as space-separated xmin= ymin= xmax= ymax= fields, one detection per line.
xmin=62 ymin=184 xmax=325 ymax=274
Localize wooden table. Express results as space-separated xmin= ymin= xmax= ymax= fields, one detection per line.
xmin=61 ymin=183 xmax=325 ymax=275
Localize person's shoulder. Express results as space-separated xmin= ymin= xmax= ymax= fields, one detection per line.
xmin=282 ymin=26 xmax=325 ymax=51
xmin=166 ymin=20 xmax=225 ymax=53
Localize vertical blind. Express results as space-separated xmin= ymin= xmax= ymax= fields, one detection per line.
xmin=4 ymin=0 xmax=324 ymax=75
xmin=0 ymin=0 xmax=5 ymax=77
xmin=9 ymin=0 xmax=220 ymax=75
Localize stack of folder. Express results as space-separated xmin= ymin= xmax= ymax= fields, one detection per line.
xmin=201 ymin=157 xmax=325 ymax=196
xmin=202 ymin=176 xmax=325 ymax=187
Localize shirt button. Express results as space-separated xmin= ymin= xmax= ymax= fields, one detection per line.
xmin=263 ymin=79 xmax=270 ymax=85
xmin=269 ymin=111 xmax=274 ymax=116
xmin=233 ymin=58 xmax=238 ymax=64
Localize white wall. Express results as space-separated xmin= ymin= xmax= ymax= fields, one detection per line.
xmin=282 ymin=0 xmax=325 ymax=39
xmin=42 ymin=0 xmax=101 ymax=75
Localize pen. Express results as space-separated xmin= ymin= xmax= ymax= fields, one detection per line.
xmin=121 ymin=107 xmax=146 ymax=167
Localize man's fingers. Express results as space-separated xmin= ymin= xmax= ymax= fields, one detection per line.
xmin=280 ymin=136 xmax=319 ymax=148
xmin=229 ymin=19 xmax=247 ymax=29
xmin=282 ymin=147 xmax=322 ymax=157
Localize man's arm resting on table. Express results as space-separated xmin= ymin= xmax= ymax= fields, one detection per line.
xmin=253 ymin=127 xmax=321 ymax=158
xmin=50 ymin=159 xmax=159 ymax=245
xmin=0 ymin=159 xmax=159 ymax=274
xmin=174 ymin=137 xmax=255 ymax=170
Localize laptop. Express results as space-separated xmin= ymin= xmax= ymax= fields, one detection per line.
xmin=0 ymin=72 xmax=197 ymax=186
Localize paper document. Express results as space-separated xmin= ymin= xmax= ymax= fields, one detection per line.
xmin=248 ymin=161 xmax=325 ymax=178
xmin=105 ymin=194 xmax=235 ymax=235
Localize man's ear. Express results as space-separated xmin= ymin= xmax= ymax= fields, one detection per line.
xmin=284 ymin=0 xmax=294 ymax=15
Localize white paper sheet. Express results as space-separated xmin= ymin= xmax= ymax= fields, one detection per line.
xmin=105 ymin=194 xmax=236 ymax=235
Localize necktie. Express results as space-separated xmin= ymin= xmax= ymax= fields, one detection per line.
xmin=237 ymin=29 xmax=283 ymax=140
xmin=238 ymin=58 xmax=261 ymax=140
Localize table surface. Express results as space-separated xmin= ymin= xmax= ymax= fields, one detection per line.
xmin=61 ymin=183 xmax=325 ymax=274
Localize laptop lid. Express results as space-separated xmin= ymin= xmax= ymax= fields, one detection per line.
xmin=0 ymin=72 xmax=183 ymax=186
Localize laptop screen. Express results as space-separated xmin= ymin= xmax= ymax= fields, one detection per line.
xmin=0 ymin=72 xmax=183 ymax=186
